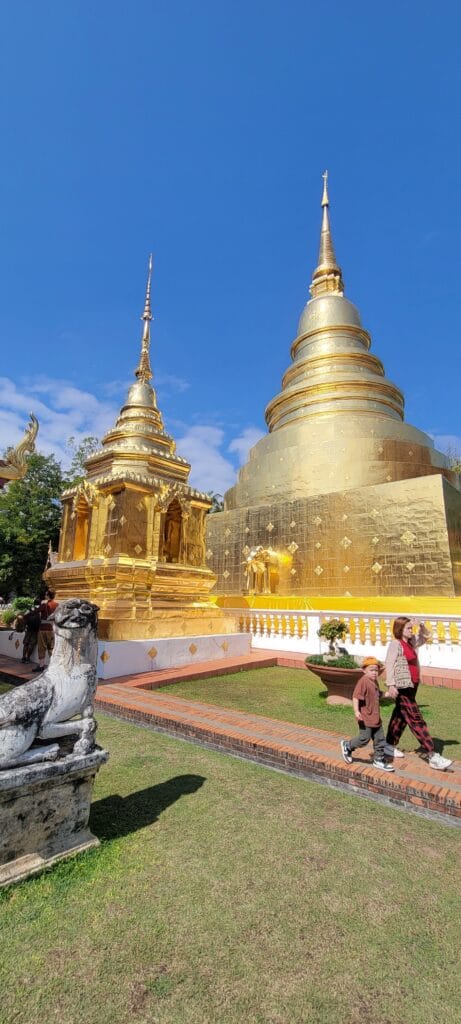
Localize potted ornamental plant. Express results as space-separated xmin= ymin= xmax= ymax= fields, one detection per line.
xmin=305 ymin=619 xmax=363 ymax=704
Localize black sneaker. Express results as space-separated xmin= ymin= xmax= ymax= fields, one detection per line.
xmin=372 ymin=759 xmax=395 ymax=773
xmin=340 ymin=740 xmax=353 ymax=764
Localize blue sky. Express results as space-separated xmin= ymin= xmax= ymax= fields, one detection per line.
xmin=1 ymin=1 xmax=460 ymax=493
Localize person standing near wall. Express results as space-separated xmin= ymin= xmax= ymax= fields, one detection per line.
xmin=33 ymin=589 xmax=59 ymax=672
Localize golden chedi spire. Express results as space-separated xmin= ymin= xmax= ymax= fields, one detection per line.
xmin=84 ymin=254 xmax=192 ymax=482
xmin=310 ymin=171 xmax=345 ymax=297
xmin=134 ymin=253 xmax=154 ymax=383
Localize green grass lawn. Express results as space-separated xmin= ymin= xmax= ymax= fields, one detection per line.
xmin=1 ymin=714 xmax=460 ymax=1024
xmin=168 ymin=666 xmax=461 ymax=756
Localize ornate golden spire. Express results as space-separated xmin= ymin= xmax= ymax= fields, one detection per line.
xmin=134 ymin=254 xmax=154 ymax=383
xmin=310 ymin=171 xmax=345 ymax=298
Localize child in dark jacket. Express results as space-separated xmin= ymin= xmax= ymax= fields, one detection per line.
xmin=340 ymin=657 xmax=394 ymax=773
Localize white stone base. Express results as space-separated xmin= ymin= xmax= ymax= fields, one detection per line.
xmin=97 ymin=632 xmax=251 ymax=680
xmin=0 ymin=627 xmax=251 ymax=681
xmin=0 ymin=749 xmax=108 ymax=888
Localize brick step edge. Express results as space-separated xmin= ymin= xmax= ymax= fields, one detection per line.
xmin=95 ymin=698 xmax=461 ymax=827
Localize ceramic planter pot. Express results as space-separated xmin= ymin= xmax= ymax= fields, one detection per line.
xmin=305 ymin=661 xmax=363 ymax=705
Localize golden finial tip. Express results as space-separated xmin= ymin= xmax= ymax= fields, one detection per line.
xmin=321 ymin=170 xmax=329 ymax=208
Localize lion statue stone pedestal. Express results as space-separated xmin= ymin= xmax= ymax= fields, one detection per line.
xmin=0 ymin=599 xmax=108 ymax=888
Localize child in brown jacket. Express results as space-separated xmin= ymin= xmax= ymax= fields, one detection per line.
xmin=340 ymin=657 xmax=394 ymax=773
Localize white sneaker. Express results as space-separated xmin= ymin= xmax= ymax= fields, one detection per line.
xmin=384 ymin=744 xmax=405 ymax=759
xmin=428 ymin=753 xmax=452 ymax=771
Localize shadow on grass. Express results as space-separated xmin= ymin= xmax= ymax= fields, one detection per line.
xmin=90 ymin=774 xmax=206 ymax=840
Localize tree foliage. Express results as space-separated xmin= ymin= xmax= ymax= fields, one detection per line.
xmin=0 ymin=453 xmax=64 ymax=599
xmin=207 ymin=491 xmax=224 ymax=513
xmin=64 ymin=435 xmax=99 ymax=488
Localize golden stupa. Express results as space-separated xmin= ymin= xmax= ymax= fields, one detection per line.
xmin=207 ymin=174 xmax=461 ymax=598
xmin=47 ymin=258 xmax=234 ymax=640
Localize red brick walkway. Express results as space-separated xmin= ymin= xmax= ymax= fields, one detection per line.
xmin=2 ymin=651 xmax=460 ymax=824
xmin=95 ymin=672 xmax=461 ymax=827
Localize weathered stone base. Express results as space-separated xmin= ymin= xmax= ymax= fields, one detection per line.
xmin=0 ymin=748 xmax=108 ymax=888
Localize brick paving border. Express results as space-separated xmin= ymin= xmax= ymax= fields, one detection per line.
xmin=95 ymin=682 xmax=461 ymax=827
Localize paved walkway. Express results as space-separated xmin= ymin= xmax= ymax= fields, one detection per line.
xmin=2 ymin=651 xmax=460 ymax=825
xmin=95 ymin=672 xmax=461 ymax=827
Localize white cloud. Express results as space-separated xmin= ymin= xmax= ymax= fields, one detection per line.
xmin=0 ymin=377 xmax=118 ymax=467
xmin=156 ymin=372 xmax=190 ymax=394
xmin=228 ymin=425 xmax=265 ymax=465
xmin=176 ymin=425 xmax=237 ymax=494
xmin=175 ymin=423 xmax=265 ymax=494
xmin=0 ymin=374 xmax=265 ymax=496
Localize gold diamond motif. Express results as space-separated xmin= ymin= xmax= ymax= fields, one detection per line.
xmin=134 ymin=544 xmax=142 ymax=554
xmin=342 ymin=514 xmax=348 ymax=522
xmin=370 ymin=508 xmax=379 ymax=518
xmin=290 ymin=568 xmax=297 ymax=575
xmin=408 ymin=449 xmax=413 ymax=456
xmin=401 ymin=530 xmax=416 ymax=546
xmin=206 ymin=549 xmax=213 ymax=559
xmin=224 ymin=549 xmax=230 ymax=557
xmin=266 ymin=522 xmax=274 ymax=532
xmin=223 ymin=569 xmax=230 ymax=579
xmin=225 ymin=528 xmax=231 ymax=537
xmin=371 ymin=536 xmax=379 ymax=546
xmin=287 ymin=541 xmax=298 ymax=554
xmin=65 ymin=548 xmax=71 ymax=559
xmin=100 ymin=651 xmax=110 ymax=663
xmin=377 ymin=446 xmax=384 ymax=454
xmin=406 ymin=562 xmax=416 ymax=572
xmin=136 ymin=500 xmax=145 ymax=512
xmin=313 ymin=516 xmax=322 ymax=526
xmin=343 ymin=565 xmax=350 ymax=574
xmin=104 ymin=544 xmax=112 ymax=555
xmin=315 ymin=541 xmax=321 ymax=550
xmin=107 ymin=498 xmax=115 ymax=510
xmin=148 ymin=646 xmax=158 ymax=659
xmin=314 ymin=565 xmax=323 ymax=576
xmin=372 ymin=562 xmax=383 ymax=574
xmin=340 ymin=536 xmax=352 ymax=549
xmin=244 ymin=526 xmax=250 ymax=534
xmin=290 ymin=520 xmax=296 ymax=529
xmin=344 ymin=591 xmax=352 ymax=598
xmin=70 ymin=511 xmax=76 ymax=520
xmin=242 ymin=545 xmax=250 ymax=556
xmin=221 ymin=640 xmax=229 ymax=652
xmin=189 ymin=643 xmax=198 ymax=655
xmin=119 ymin=515 xmax=127 ymax=526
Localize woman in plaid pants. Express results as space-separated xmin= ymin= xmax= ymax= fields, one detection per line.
xmin=385 ymin=617 xmax=452 ymax=771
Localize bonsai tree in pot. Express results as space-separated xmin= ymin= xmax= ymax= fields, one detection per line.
xmin=305 ymin=620 xmax=362 ymax=704
xmin=317 ymin=618 xmax=348 ymax=656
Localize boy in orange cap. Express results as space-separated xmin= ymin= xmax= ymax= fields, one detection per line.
xmin=340 ymin=657 xmax=394 ymax=772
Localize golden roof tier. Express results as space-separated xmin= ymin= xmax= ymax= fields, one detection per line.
xmin=224 ymin=174 xmax=456 ymax=510
xmin=47 ymin=259 xmax=235 ymax=641
xmin=207 ymin=176 xmax=461 ymax=598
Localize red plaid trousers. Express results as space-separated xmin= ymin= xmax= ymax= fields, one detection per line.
xmin=386 ymin=685 xmax=434 ymax=754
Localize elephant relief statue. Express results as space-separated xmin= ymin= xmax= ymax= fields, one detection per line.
xmin=243 ymin=545 xmax=279 ymax=595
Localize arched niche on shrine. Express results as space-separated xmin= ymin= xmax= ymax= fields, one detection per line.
xmin=161 ymin=498 xmax=183 ymax=563
xmin=73 ymin=497 xmax=90 ymax=561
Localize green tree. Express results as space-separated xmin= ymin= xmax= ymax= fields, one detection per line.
xmin=0 ymin=453 xmax=64 ymax=599
xmin=207 ymin=491 xmax=224 ymax=513
xmin=64 ymin=435 xmax=99 ymax=488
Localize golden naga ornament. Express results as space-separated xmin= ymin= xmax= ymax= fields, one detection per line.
xmin=0 ymin=414 xmax=38 ymax=487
